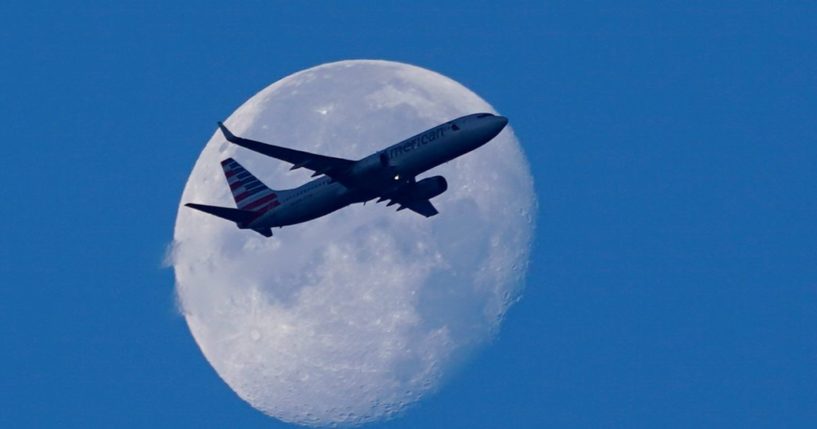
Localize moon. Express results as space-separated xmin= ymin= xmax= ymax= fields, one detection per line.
xmin=172 ymin=60 xmax=535 ymax=426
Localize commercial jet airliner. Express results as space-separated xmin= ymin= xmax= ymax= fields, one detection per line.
xmin=185 ymin=113 xmax=508 ymax=237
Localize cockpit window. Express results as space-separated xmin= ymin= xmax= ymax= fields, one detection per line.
xmin=452 ymin=123 xmax=460 ymax=131
xmin=476 ymin=113 xmax=492 ymax=118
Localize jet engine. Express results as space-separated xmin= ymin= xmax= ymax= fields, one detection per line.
xmin=405 ymin=175 xmax=448 ymax=200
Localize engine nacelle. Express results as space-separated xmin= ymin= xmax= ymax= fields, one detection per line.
xmin=407 ymin=176 xmax=448 ymax=200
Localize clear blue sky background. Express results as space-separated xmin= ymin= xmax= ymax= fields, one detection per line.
xmin=1 ymin=1 xmax=815 ymax=427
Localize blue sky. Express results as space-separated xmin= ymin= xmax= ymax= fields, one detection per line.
xmin=1 ymin=1 xmax=816 ymax=427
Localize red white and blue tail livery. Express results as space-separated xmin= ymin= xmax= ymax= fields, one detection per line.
xmin=221 ymin=158 xmax=280 ymax=212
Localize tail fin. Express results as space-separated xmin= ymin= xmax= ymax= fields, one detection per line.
xmin=221 ymin=158 xmax=281 ymax=212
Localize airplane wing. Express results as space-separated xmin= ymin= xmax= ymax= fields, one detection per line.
xmin=383 ymin=195 xmax=439 ymax=217
xmin=396 ymin=199 xmax=439 ymax=217
xmin=218 ymin=122 xmax=355 ymax=181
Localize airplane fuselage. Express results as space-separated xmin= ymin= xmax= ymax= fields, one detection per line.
xmin=250 ymin=113 xmax=507 ymax=229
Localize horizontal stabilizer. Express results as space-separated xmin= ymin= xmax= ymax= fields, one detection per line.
xmin=185 ymin=203 xmax=258 ymax=225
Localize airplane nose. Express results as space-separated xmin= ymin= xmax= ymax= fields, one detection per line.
xmin=489 ymin=115 xmax=508 ymax=134
xmin=475 ymin=115 xmax=509 ymax=143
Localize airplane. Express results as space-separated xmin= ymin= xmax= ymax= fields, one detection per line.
xmin=185 ymin=113 xmax=509 ymax=237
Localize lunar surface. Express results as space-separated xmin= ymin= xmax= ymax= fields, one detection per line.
xmin=172 ymin=60 xmax=535 ymax=426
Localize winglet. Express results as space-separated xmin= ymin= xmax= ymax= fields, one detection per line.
xmin=218 ymin=121 xmax=238 ymax=142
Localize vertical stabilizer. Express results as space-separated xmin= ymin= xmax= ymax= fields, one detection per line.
xmin=221 ymin=158 xmax=280 ymax=212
